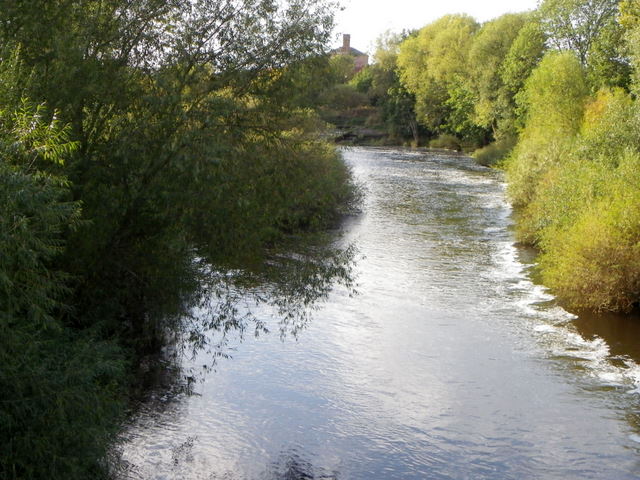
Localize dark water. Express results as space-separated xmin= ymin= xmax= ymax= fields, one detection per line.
xmin=117 ymin=148 xmax=640 ymax=479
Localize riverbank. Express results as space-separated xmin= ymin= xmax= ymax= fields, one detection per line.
xmin=0 ymin=1 xmax=368 ymax=475
xmin=334 ymin=3 xmax=640 ymax=315
xmin=345 ymin=130 xmax=640 ymax=317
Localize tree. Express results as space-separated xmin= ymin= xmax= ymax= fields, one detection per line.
xmin=499 ymin=19 xmax=548 ymax=135
xmin=467 ymin=13 xmax=530 ymax=137
xmin=501 ymin=20 xmax=548 ymax=98
xmin=368 ymin=31 xmax=421 ymax=144
xmin=620 ymin=0 xmax=640 ymax=91
xmin=537 ymin=0 xmax=624 ymax=83
xmin=0 ymin=0 xmax=346 ymax=332
xmin=397 ymin=15 xmax=479 ymax=136
xmin=507 ymin=51 xmax=589 ymax=207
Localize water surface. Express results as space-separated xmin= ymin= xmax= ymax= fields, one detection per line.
xmin=117 ymin=147 xmax=640 ymax=479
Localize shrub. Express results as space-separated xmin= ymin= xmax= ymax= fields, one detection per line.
xmin=506 ymin=51 xmax=588 ymax=207
xmin=429 ymin=133 xmax=462 ymax=150
xmin=473 ymin=135 xmax=517 ymax=166
xmin=539 ymin=152 xmax=640 ymax=311
xmin=0 ymin=328 xmax=126 ymax=480
xmin=0 ymin=71 xmax=126 ymax=479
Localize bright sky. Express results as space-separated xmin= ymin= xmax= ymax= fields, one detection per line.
xmin=333 ymin=0 xmax=541 ymax=53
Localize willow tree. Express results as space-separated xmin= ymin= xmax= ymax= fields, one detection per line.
xmin=467 ymin=13 xmax=531 ymax=138
xmin=397 ymin=14 xmax=480 ymax=140
xmin=0 ymin=0 xmax=350 ymax=334
xmin=507 ymin=51 xmax=589 ymax=208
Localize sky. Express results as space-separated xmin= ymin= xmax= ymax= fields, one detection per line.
xmin=332 ymin=0 xmax=540 ymax=53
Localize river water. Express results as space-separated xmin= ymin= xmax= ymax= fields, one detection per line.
xmin=117 ymin=147 xmax=640 ymax=479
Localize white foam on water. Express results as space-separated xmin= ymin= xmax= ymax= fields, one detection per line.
xmin=490 ymin=234 xmax=640 ymax=396
xmin=533 ymin=324 xmax=557 ymax=334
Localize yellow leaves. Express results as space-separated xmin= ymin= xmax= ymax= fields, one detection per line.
xmin=398 ymin=14 xmax=478 ymax=90
xmin=541 ymin=199 xmax=640 ymax=312
xmin=581 ymin=87 xmax=632 ymax=135
xmin=620 ymin=0 xmax=640 ymax=30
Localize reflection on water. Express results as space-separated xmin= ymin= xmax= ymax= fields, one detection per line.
xmin=116 ymin=147 xmax=640 ymax=480
xmin=183 ymin=238 xmax=359 ymax=365
xmin=262 ymin=450 xmax=339 ymax=480
xmin=572 ymin=310 xmax=640 ymax=363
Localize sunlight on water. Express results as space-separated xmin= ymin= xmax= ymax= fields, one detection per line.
xmin=115 ymin=148 xmax=640 ymax=480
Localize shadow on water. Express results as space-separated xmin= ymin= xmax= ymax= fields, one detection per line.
xmin=514 ymin=242 xmax=640 ymax=364
xmin=572 ymin=311 xmax=640 ymax=364
xmin=260 ymin=450 xmax=339 ymax=480
xmin=185 ymin=233 xmax=359 ymax=357
xmin=127 ymin=228 xmax=359 ymax=406
xmin=111 ymin=229 xmax=358 ymax=478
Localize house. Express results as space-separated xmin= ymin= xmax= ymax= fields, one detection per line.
xmin=333 ymin=34 xmax=368 ymax=73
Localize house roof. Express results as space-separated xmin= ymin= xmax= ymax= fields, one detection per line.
xmin=331 ymin=46 xmax=367 ymax=57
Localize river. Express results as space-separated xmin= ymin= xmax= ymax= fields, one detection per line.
xmin=116 ymin=147 xmax=640 ymax=479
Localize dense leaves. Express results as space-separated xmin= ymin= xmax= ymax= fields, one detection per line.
xmin=0 ymin=0 xmax=360 ymax=478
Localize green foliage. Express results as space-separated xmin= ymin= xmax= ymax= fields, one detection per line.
xmin=369 ymin=32 xmax=421 ymax=143
xmin=317 ymin=30 xmax=422 ymax=145
xmin=510 ymin=83 xmax=640 ymax=311
xmin=396 ymin=12 xmax=538 ymax=146
xmin=538 ymin=151 xmax=640 ymax=312
xmin=398 ymin=14 xmax=479 ymax=135
xmin=519 ymin=51 xmax=588 ymax=137
xmin=472 ymin=135 xmax=518 ymax=166
xmin=0 ymin=327 xmax=126 ymax=480
xmin=185 ymin=111 xmax=359 ymax=266
xmin=429 ymin=134 xmax=462 ymax=151
xmin=467 ymin=13 xmax=529 ymax=133
xmin=329 ymin=55 xmax=358 ymax=83
xmin=0 ymin=0 xmax=347 ymax=334
xmin=321 ymin=84 xmax=369 ymax=110
xmin=538 ymin=0 xmax=620 ymax=64
xmin=442 ymin=79 xmax=488 ymax=147
xmin=620 ymin=0 xmax=640 ymax=92
xmin=586 ymin=19 xmax=631 ymax=89
xmin=537 ymin=0 xmax=629 ymax=89
xmin=579 ymin=87 xmax=638 ymax=157
xmin=0 ymin=79 xmax=80 ymax=326
xmin=349 ymin=67 xmax=375 ymax=94
xmin=500 ymin=20 xmax=548 ymax=100
xmin=507 ymin=51 xmax=588 ymax=207
xmin=0 ymin=59 xmax=126 ymax=479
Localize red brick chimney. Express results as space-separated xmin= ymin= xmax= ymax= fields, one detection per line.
xmin=342 ymin=34 xmax=351 ymax=54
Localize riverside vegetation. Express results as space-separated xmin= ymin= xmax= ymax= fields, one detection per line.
xmin=332 ymin=0 xmax=640 ymax=313
xmin=0 ymin=1 xmax=359 ymax=478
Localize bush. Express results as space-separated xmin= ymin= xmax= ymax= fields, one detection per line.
xmin=429 ymin=133 xmax=462 ymax=150
xmin=473 ymin=136 xmax=517 ymax=166
xmin=320 ymin=84 xmax=369 ymax=110
xmin=539 ymin=151 xmax=640 ymax=311
xmin=0 ymin=328 xmax=126 ymax=480
xmin=506 ymin=51 xmax=588 ymax=207
xmin=185 ymin=111 xmax=359 ymax=266
xmin=510 ymin=87 xmax=640 ymax=311
xmin=0 ymin=72 xmax=126 ymax=479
